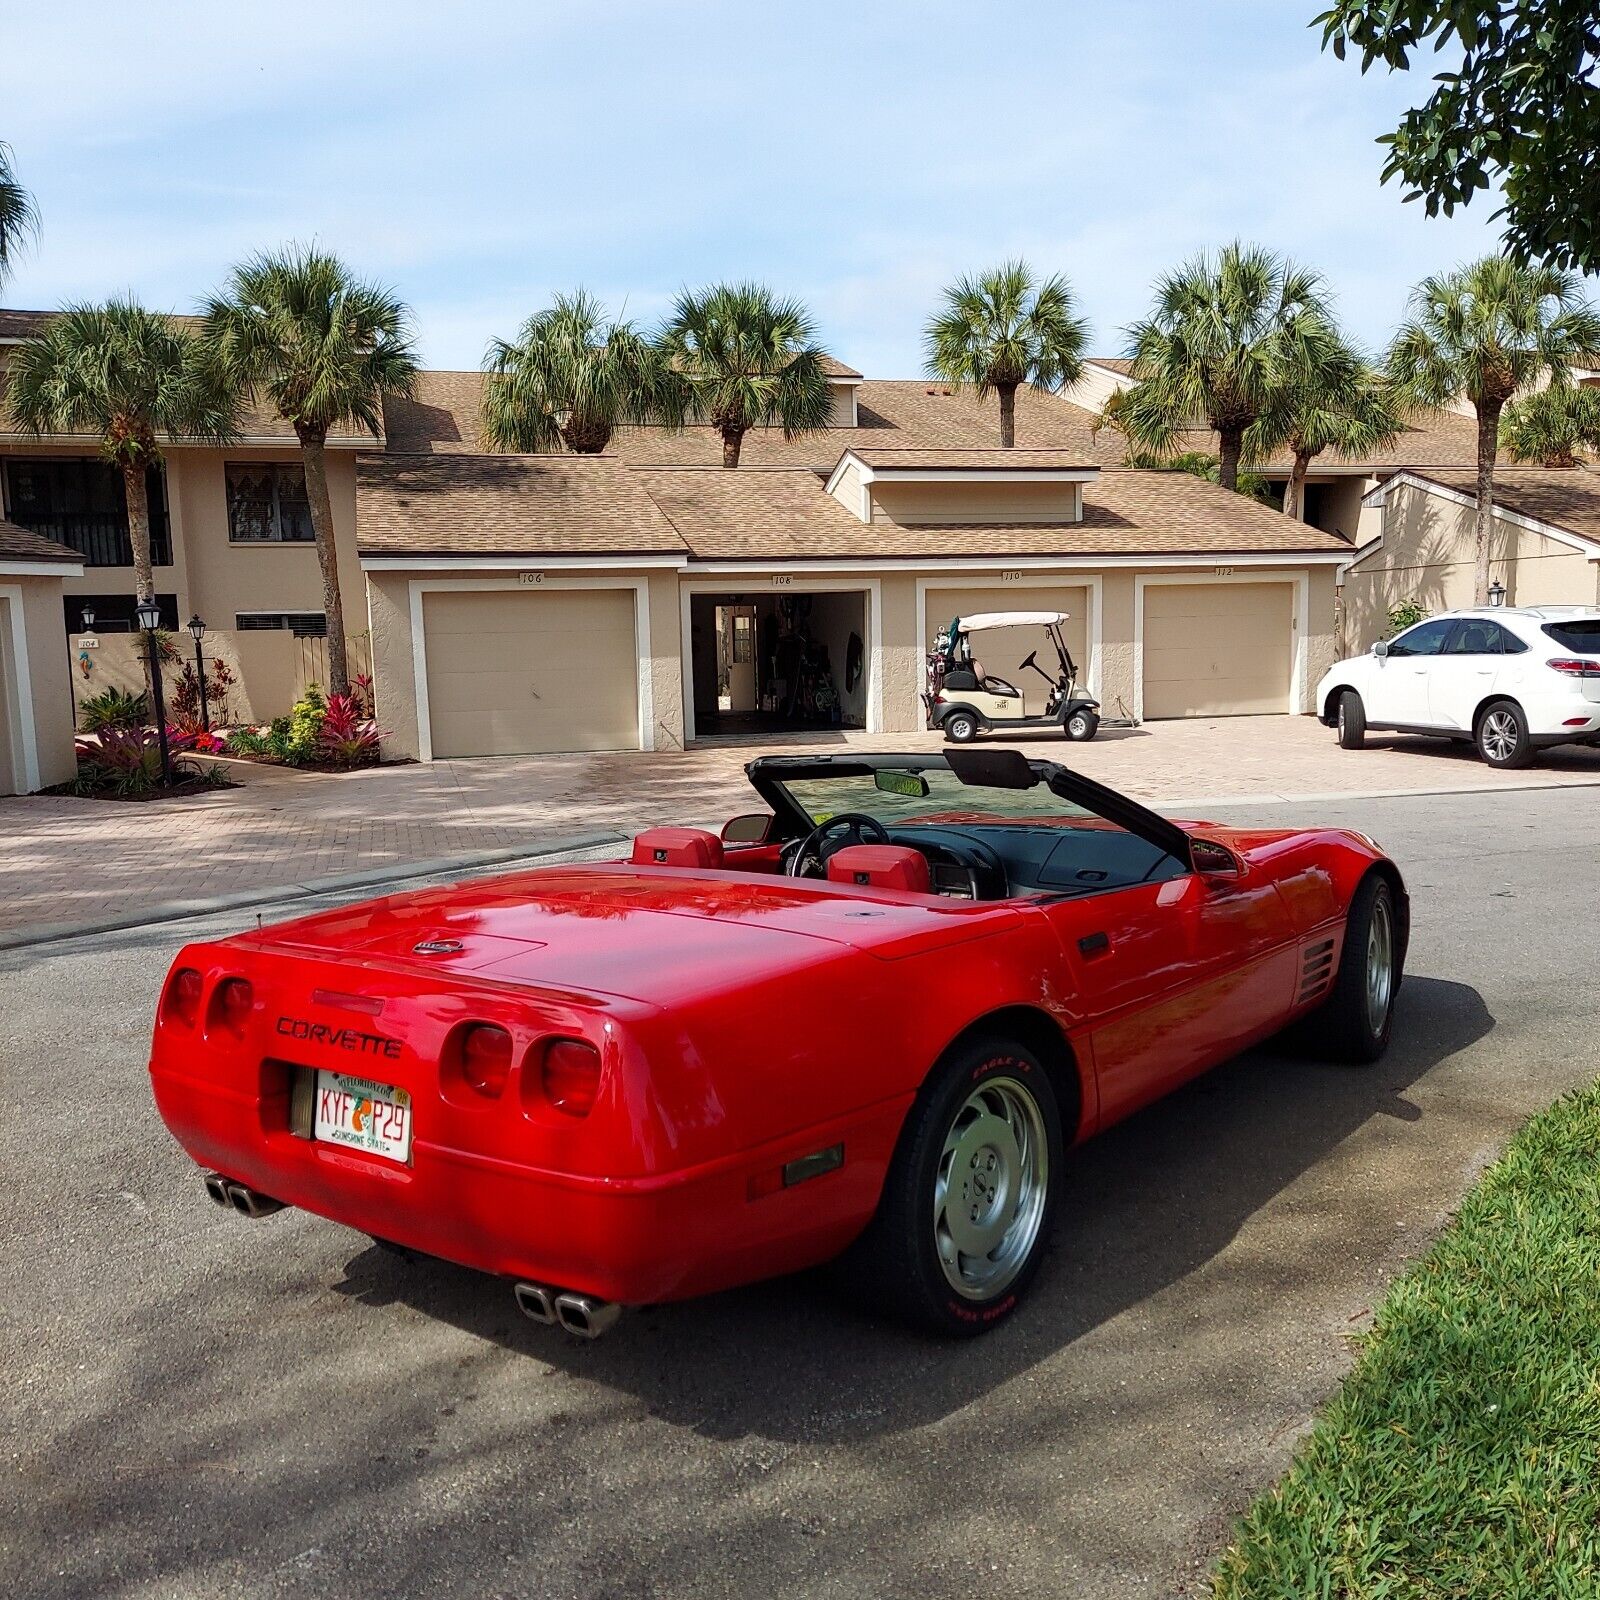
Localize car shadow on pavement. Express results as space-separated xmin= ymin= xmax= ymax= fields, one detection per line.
xmin=328 ymin=972 xmax=1492 ymax=1443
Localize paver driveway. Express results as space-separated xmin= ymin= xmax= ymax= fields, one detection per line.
xmin=4 ymin=714 xmax=1599 ymax=941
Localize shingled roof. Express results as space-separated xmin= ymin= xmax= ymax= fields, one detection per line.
xmin=0 ymin=519 xmax=78 ymax=563
xmin=357 ymin=453 xmax=687 ymax=558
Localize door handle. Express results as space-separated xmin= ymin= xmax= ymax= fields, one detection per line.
xmin=1078 ymin=931 xmax=1111 ymax=959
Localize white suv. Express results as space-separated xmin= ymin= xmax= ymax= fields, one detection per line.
xmin=1316 ymin=606 xmax=1600 ymax=769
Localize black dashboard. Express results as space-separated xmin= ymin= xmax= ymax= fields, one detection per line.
xmin=886 ymin=823 xmax=1188 ymax=901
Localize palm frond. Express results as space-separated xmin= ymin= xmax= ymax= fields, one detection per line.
xmin=0 ymin=142 xmax=38 ymax=285
xmin=923 ymin=259 xmax=1088 ymax=397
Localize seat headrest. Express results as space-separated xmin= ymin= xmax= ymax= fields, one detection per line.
xmin=630 ymin=827 xmax=724 ymax=869
xmin=825 ymin=845 xmax=931 ymax=895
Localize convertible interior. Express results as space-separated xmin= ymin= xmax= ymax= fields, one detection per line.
xmin=626 ymin=752 xmax=1196 ymax=904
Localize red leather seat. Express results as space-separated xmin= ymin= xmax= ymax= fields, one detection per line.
xmin=630 ymin=828 xmax=725 ymax=869
xmin=825 ymin=845 xmax=931 ymax=894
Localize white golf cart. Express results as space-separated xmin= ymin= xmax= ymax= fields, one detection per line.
xmin=925 ymin=611 xmax=1100 ymax=743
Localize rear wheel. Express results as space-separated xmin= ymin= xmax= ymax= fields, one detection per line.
xmin=1476 ymin=699 xmax=1535 ymax=769
xmin=1315 ymin=873 xmax=1402 ymax=1063
xmin=1336 ymin=690 xmax=1366 ymax=750
xmin=943 ymin=711 xmax=979 ymax=744
xmin=841 ymin=1035 xmax=1063 ymax=1336
xmin=1064 ymin=707 xmax=1099 ymax=741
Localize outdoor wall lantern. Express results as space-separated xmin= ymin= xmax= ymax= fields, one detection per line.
xmin=1488 ymin=580 xmax=1507 ymax=607
xmin=79 ymin=605 xmax=96 ymax=633
xmin=187 ymin=615 xmax=211 ymax=731
xmin=136 ymin=598 xmax=174 ymax=785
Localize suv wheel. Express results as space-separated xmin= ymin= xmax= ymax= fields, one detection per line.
xmin=1336 ymin=690 xmax=1366 ymax=750
xmin=1476 ymin=700 xmax=1535 ymax=769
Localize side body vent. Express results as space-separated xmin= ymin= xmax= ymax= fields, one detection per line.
xmin=1299 ymin=937 xmax=1336 ymax=1005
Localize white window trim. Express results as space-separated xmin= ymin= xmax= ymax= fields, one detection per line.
xmin=1133 ymin=570 xmax=1311 ymax=722
xmin=677 ymin=576 xmax=882 ymax=744
xmin=407 ymin=575 xmax=654 ymax=763
xmin=915 ymin=573 xmax=1104 ymax=701
xmin=0 ymin=585 xmax=41 ymax=793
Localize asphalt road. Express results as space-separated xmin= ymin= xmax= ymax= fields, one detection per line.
xmin=4 ymin=785 xmax=1594 ymax=1600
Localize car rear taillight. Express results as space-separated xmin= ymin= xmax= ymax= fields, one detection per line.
xmin=541 ymin=1038 xmax=601 ymax=1117
xmin=461 ymin=1023 xmax=513 ymax=1098
xmin=1548 ymin=657 xmax=1600 ymax=678
xmin=167 ymin=966 xmax=203 ymax=1025
xmin=214 ymin=978 xmax=254 ymax=1033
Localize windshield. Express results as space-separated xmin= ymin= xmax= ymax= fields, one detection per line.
xmin=772 ymin=767 xmax=1101 ymax=828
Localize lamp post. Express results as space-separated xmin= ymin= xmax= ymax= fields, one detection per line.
xmin=187 ymin=614 xmax=209 ymax=732
xmin=1488 ymin=579 xmax=1507 ymax=608
xmin=136 ymin=597 xmax=173 ymax=787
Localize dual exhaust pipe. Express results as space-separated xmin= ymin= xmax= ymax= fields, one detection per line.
xmin=203 ymin=1171 xmax=285 ymax=1219
xmin=514 ymin=1280 xmax=621 ymax=1340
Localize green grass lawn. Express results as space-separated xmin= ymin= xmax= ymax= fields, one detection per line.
xmin=1211 ymin=1080 xmax=1600 ymax=1599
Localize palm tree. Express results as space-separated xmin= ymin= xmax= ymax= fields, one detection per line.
xmin=481 ymin=290 xmax=676 ymax=454
xmin=8 ymin=301 xmax=237 ymax=602
xmin=656 ymin=283 xmax=830 ymax=468
xmin=0 ymin=142 xmax=38 ymax=288
xmin=1248 ymin=343 xmax=1402 ymax=519
xmin=203 ymin=247 xmax=418 ymax=693
xmin=1499 ymin=383 xmax=1600 ymax=468
xmin=1386 ymin=256 xmax=1600 ymax=603
xmin=924 ymin=261 xmax=1088 ymax=447
xmin=1117 ymin=242 xmax=1341 ymax=492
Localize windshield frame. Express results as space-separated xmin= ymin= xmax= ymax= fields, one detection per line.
xmin=745 ymin=751 xmax=1196 ymax=867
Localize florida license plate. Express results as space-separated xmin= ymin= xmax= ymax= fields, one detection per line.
xmin=313 ymin=1071 xmax=413 ymax=1164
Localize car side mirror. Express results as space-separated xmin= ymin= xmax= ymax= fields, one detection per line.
xmin=1191 ymin=837 xmax=1245 ymax=880
xmin=721 ymin=813 xmax=774 ymax=845
xmin=1371 ymin=640 xmax=1389 ymax=658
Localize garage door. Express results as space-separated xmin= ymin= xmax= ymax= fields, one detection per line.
xmin=422 ymin=588 xmax=640 ymax=758
xmin=1141 ymin=581 xmax=1293 ymax=719
xmin=924 ymin=586 xmax=1090 ymax=716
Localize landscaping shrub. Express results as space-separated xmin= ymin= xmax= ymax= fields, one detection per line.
xmin=170 ymin=655 xmax=238 ymax=733
xmin=1386 ymin=598 xmax=1428 ymax=635
xmin=286 ymin=684 xmax=327 ymax=763
xmin=224 ymin=727 xmax=269 ymax=757
xmin=316 ymin=692 xmax=383 ymax=767
xmin=263 ymin=716 xmax=295 ymax=760
xmin=77 ymin=686 xmax=149 ymax=733
xmin=351 ymin=672 xmax=375 ymax=718
xmin=73 ymin=727 xmax=197 ymax=798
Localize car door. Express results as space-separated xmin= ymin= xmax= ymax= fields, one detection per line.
xmin=1043 ymin=854 xmax=1297 ymax=1133
xmin=1378 ymin=617 xmax=1455 ymax=725
xmin=1427 ymin=618 xmax=1503 ymax=729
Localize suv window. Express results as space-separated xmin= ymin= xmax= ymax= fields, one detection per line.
xmin=1542 ymin=618 xmax=1600 ymax=654
xmin=1446 ymin=619 xmax=1527 ymax=655
xmin=1387 ymin=619 xmax=1454 ymax=657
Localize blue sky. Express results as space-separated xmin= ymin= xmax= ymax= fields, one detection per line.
xmin=2 ymin=1 xmax=1508 ymax=376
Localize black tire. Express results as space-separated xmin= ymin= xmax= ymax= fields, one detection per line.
xmin=1336 ymin=690 xmax=1366 ymax=750
xmin=840 ymin=1034 xmax=1064 ymax=1336
xmin=1475 ymin=699 xmax=1535 ymax=769
xmin=1064 ymin=708 xmax=1099 ymax=742
xmin=1314 ymin=873 xmax=1402 ymax=1064
xmin=943 ymin=711 xmax=979 ymax=744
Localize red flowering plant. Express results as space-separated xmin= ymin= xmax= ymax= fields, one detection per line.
xmin=351 ymin=673 xmax=375 ymax=718
xmin=74 ymin=726 xmax=199 ymax=797
xmin=316 ymin=692 xmax=384 ymax=768
xmin=170 ymin=657 xmax=238 ymax=735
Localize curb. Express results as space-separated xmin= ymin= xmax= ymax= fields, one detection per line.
xmin=0 ymin=829 xmax=627 ymax=953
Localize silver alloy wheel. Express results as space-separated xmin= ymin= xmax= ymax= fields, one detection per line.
xmin=1481 ymin=709 xmax=1519 ymax=763
xmin=1068 ymin=711 xmax=1091 ymax=738
xmin=1365 ymin=892 xmax=1394 ymax=1035
xmin=933 ymin=1076 xmax=1049 ymax=1299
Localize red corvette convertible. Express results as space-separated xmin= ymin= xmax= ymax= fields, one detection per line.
xmin=150 ymin=749 xmax=1407 ymax=1337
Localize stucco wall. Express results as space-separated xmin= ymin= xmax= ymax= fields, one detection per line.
xmin=1341 ymin=483 xmax=1600 ymax=652
xmin=1 ymin=575 xmax=77 ymax=791
xmin=365 ymin=566 xmax=685 ymax=762
xmin=69 ymin=628 xmax=263 ymax=727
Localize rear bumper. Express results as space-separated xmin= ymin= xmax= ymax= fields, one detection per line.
xmin=151 ymin=1063 xmax=908 ymax=1305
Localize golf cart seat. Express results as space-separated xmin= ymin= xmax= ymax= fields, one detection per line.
xmin=631 ymin=827 xmax=725 ymax=869
xmin=826 ymin=845 xmax=932 ymax=894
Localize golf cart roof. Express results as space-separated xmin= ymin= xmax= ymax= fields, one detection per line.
xmin=953 ymin=611 xmax=1069 ymax=634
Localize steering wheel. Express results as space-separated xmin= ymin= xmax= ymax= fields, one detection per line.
xmin=783 ymin=812 xmax=891 ymax=878
xmin=1019 ymin=649 xmax=1038 ymax=672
